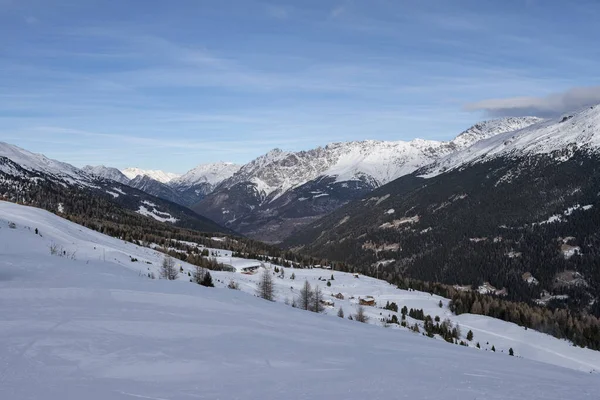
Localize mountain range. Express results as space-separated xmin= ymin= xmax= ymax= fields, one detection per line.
xmin=81 ymin=117 xmax=542 ymax=243
xmin=0 ymin=142 xmax=232 ymax=235
xmin=3 ymin=106 xmax=600 ymax=318
xmin=284 ymin=105 xmax=600 ymax=316
xmin=192 ymin=117 xmax=542 ymax=242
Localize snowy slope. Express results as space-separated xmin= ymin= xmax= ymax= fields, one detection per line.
xmin=2 ymin=200 xmax=599 ymax=380
xmin=122 ymin=167 xmax=180 ymax=183
xmin=82 ymin=165 xmax=131 ymax=184
xmin=1 ymin=202 xmax=599 ymax=399
xmin=172 ymin=162 xmax=241 ymax=188
xmin=421 ymin=106 xmax=600 ymax=177
xmin=215 ymin=117 xmax=542 ymax=202
xmin=0 ymin=142 xmax=92 ymax=186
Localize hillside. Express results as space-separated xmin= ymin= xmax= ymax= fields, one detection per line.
xmin=2 ymin=201 xmax=600 ymax=375
xmin=1 ymin=201 xmax=599 ymax=399
xmin=0 ymin=142 xmax=233 ymax=235
xmin=284 ymin=105 xmax=600 ymax=319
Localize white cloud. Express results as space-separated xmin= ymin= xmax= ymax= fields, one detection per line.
xmin=465 ymin=86 xmax=600 ymax=117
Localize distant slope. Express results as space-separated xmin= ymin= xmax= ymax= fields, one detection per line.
xmin=169 ymin=162 xmax=241 ymax=206
xmin=194 ymin=117 xmax=542 ymax=242
xmin=121 ymin=167 xmax=180 ymax=183
xmin=284 ymin=105 xmax=600 ymax=317
xmin=82 ymin=165 xmax=131 ymax=184
xmin=0 ymin=142 xmax=234 ymax=235
xmin=1 ymin=200 xmax=599 ymax=400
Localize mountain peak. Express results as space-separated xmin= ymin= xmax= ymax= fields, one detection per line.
xmin=121 ymin=167 xmax=181 ymax=183
xmin=171 ymin=162 xmax=241 ymax=187
xmin=450 ymin=116 xmax=544 ymax=149
xmin=82 ymin=165 xmax=130 ymax=184
xmin=421 ymin=105 xmax=600 ymax=177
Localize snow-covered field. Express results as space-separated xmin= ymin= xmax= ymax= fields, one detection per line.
xmin=1 ymin=201 xmax=600 ymax=399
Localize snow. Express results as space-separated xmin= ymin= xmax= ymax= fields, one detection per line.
xmin=0 ymin=142 xmax=92 ymax=186
xmin=106 ymin=190 xmax=120 ymax=198
xmin=421 ymin=105 xmax=600 ymax=177
xmin=171 ymin=162 xmax=241 ymax=188
xmin=1 ymin=201 xmax=600 ymax=399
xmin=217 ymin=117 xmax=541 ymax=203
xmin=83 ymin=165 xmax=131 ymax=184
xmin=536 ymin=203 xmax=595 ymax=225
xmin=136 ymin=205 xmax=178 ymax=223
xmin=122 ymin=167 xmax=181 ymax=183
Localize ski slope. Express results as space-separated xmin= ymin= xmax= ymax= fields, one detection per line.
xmin=1 ymin=201 xmax=600 ymax=399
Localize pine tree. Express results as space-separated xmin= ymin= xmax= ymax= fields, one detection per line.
xmin=491 ymin=345 xmax=496 ymax=352
xmin=509 ymin=347 xmax=514 ymax=356
xmin=476 ymin=342 xmax=481 ymax=349
xmin=337 ymin=307 xmax=344 ymax=318
xmin=467 ymin=330 xmax=474 ymax=341
xmin=201 ymin=271 xmax=214 ymax=287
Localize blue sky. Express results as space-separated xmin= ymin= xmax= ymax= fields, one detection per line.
xmin=1 ymin=0 xmax=599 ymax=172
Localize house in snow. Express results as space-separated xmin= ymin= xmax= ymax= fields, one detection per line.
xmin=359 ymin=297 xmax=376 ymax=307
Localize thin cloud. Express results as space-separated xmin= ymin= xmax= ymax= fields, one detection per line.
xmin=464 ymin=86 xmax=600 ymax=117
xmin=331 ymin=6 xmax=346 ymax=18
xmin=24 ymin=16 xmax=38 ymax=25
xmin=266 ymin=5 xmax=289 ymax=20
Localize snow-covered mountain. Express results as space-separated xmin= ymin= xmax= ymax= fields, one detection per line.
xmin=128 ymin=174 xmax=186 ymax=205
xmin=283 ymin=103 xmax=600 ymax=316
xmin=420 ymin=106 xmax=599 ymax=177
xmin=168 ymin=162 xmax=242 ymax=206
xmin=194 ymin=117 xmax=543 ymax=241
xmin=0 ymin=141 xmax=92 ymax=186
xmin=216 ymin=117 xmax=542 ymax=200
xmin=0 ymin=142 xmax=231 ymax=234
xmin=1 ymin=200 xmax=599 ymax=399
xmin=121 ymin=167 xmax=180 ymax=183
xmin=82 ymin=165 xmax=130 ymax=184
xmin=172 ymin=162 xmax=241 ymax=188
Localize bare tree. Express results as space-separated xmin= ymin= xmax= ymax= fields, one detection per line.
xmin=193 ymin=265 xmax=206 ymax=284
xmin=160 ymin=255 xmax=178 ymax=280
xmin=297 ymin=280 xmax=313 ymax=310
xmin=256 ymin=269 xmax=275 ymax=301
xmin=312 ymin=284 xmax=325 ymax=313
xmin=354 ymin=305 xmax=369 ymax=323
xmin=337 ymin=307 xmax=344 ymax=318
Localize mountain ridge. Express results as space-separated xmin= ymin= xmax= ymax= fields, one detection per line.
xmin=193 ymin=116 xmax=543 ymax=241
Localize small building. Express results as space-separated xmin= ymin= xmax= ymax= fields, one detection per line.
xmin=353 ymin=273 xmax=360 ymax=278
xmin=334 ymin=293 xmax=345 ymax=300
xmin=320 ymin=299 xmax=335 ymax=307
xmin=359 ymin=297 xmax=376 ymax=307
xmin=241 ymin=265 xmax=261 ymax=275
